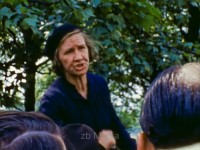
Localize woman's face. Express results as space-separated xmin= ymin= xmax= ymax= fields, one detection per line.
xmin=58 ymin=33 xmax=89 ymax=77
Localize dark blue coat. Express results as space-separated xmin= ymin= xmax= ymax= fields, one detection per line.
xmin=39 ymin=73 xmax=136 ymax=150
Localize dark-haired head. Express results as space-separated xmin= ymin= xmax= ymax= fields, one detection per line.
xmin=139 ymin=62 xmax=200 ymax=149
xmin=61 ymin=124 xmax=101 ymax=150
xmin=0 ymin=111 xmax=60 ymax=148
xmin=2 ymin=131 xmax=66 ymax=150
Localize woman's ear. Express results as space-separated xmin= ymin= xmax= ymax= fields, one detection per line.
xmin=137 ymin=132 xmax=155 ymax=150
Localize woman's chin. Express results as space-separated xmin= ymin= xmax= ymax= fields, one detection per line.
xmin=74 ymin=70 xmax=88 ymax=76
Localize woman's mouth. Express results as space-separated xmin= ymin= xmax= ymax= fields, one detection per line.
xmin=74 ymin=63 xmax=86 ymax=71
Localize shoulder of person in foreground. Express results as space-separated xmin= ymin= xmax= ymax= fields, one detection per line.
xmin=138 ymin=62 xmax=200 ymax=150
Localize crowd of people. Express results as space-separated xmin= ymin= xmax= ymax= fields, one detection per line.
xmin=0 ymin=22 xmax=199 ymax=150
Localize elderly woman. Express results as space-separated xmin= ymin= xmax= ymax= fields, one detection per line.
xmin=39 ymin=23 xmax=136 ymax=150
xmin=137 ymin=62 xmax=200 ymax=150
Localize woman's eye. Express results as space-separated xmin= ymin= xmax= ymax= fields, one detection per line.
xmin=79 ymin=46 xmax=86 ymax=51
xmin=65 ymin=49 xmax=73 ymax=54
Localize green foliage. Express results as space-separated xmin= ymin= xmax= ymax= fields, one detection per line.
xmin=0 ymin=0 xmax=199 ymax=127
xmin=0 ymin=0 xmax=51 ymax=110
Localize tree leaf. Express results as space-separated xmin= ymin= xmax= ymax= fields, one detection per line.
xmin=0 ymin=7 xmax=11 ymax=20
xmin=20 ymin=17 xmax=38 ymax=29
xmin=81 ymin=8 xmax=95 ymax=20
xmin=91 ymin=0 xmax=101 ymax=8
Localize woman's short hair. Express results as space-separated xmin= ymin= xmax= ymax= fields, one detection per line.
xmin=53 ymin=29 xmax=98 ymax=76
xmin=2 ymin=131 xmax=66 ymax=150
xmin=140 ymin=62 xmax=200 ymax=148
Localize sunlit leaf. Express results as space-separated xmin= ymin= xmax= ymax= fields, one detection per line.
xmin=20 ymin=17 xmax=38 ymax=29
xmin=92 ymin=0 xmax=101 ymax=8
xmin=0 ymin=7 xmax=11 ymax=20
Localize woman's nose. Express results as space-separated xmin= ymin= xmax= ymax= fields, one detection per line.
xmin=73 ymin=50 xmax=82 ymax=60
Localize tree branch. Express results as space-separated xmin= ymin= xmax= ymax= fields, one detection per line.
xmin=8 ymin=29 xmax=21 ymax=48
xmin=36 ymin=58 xmax=49 ymax=68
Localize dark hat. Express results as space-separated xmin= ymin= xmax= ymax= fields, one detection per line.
xmin=45 ymin=23 xmax=79 ymax=59
xmin=61 ymin=124 xmax=102 ymax=150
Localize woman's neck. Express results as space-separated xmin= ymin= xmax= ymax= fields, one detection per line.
xmin=65 ymin=74 xmax=88 ymax=99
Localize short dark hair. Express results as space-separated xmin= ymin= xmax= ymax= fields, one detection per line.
xmin=140 ymin=62 xmax=200 ymax=148
xmin=2 ymin=131 xmax=66 ymax=150
xmin=61 ymin=124 xmax=100 ymax=150
xmin=0 ymin=111 xmax=60 ymax=148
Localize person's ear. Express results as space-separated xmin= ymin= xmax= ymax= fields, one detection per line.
xmin=137 ymin=132 xmax=155 ymax=150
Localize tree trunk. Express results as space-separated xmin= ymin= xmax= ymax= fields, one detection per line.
xmin=186 ymin=2 xmax=200 ymax=42
xmin=22 ymin=28 xmax=38 ymax=111
xmin=24 ymin=62 xmax=36 ymax=111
